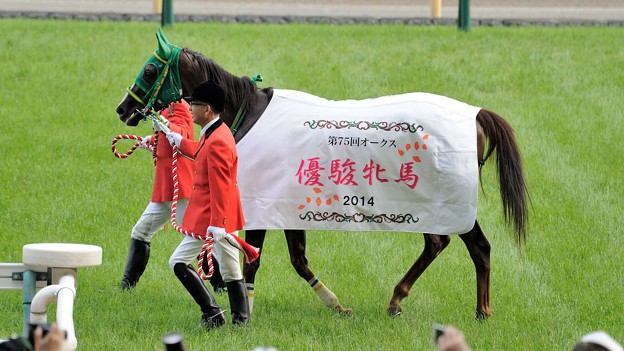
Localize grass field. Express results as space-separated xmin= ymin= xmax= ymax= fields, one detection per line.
xmin=0 ymin=19 xmax=622 ymax=350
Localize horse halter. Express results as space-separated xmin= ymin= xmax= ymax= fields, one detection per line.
xmin=126 ymin=46 xmax=183 ymax=115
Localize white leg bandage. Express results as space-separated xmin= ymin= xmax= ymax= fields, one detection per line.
xmin=308 ymin=277 xmax=340 ymax=308
xmin=246 ymin=283 xmax=255 ymax=314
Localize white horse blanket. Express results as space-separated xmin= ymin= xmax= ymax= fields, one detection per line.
xmin=236 ymin=89 xmax=481 ymax=234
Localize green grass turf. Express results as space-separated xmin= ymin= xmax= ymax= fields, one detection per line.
xmin=0 ymin=19 xmax=622 ymax=350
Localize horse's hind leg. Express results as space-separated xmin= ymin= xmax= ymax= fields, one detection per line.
xmin=388 ymin=233 xmax=450 ymax=317
xmin=242 ymin=229 xmax=267 ymax=314
xmin=459 ymin=220 xmax=492 ymax=319
xmin=285 ymin=230 xmax=352 ymax=315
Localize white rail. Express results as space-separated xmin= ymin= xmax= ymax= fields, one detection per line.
xmin=1 ymin=243 xmax=102 ymax=351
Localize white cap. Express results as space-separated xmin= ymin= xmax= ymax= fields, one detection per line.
xmin=580 ymin=331 xmax=623 ymax=351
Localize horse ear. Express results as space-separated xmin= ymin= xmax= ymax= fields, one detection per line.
xmin=156 ymin=27 xmax=172 ymax=59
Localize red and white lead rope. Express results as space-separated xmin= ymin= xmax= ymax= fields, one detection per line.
xmin=112 ymin=133 xmax=260 ymax=280
xmin=111 ymin=133 xmax=213 ymax=278
xmin=169 ymin=145 xmax=216 ymax=279
xmin=168 ymin=145 xmax=260 ymax=280
xmin=111 ymin=134 xmax=156 ymax=166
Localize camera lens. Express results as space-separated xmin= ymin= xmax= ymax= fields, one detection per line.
xmin=163 ymin=332 xmax=185 ymax=351
xmin=28 ymin=323 xmax=52 ymax=347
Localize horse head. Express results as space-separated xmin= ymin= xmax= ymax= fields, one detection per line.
xmin=116 ymin=30 xmax=272 ymax=139
xmin=116 ymin=28 xmax=184 ymax=126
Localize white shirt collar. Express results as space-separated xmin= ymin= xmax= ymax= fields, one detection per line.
xmin=200 ymin=116 xmax=221 ymax=136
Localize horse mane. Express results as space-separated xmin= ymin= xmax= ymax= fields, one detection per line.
xmin=182 ymin=47 xmax=259 ymax=117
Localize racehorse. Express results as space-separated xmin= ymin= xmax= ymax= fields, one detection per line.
xmin=115 ymin=30 xmax=528 ymax=319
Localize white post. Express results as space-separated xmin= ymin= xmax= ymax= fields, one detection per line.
xmin=30 ymin=273 xmax=78 ymax=351
xmin=55 ymin=274 xmax=78 ymax=349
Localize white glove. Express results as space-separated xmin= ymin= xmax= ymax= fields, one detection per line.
xmin=158 ymin=114 xmax=170 ymax=127
xmin=165 ymin=131 xmax=183 ymax=147
xmin=208 ymin=226 xmax=227 ymax=242
xmin=152 ymin=118 xmax=169 ymax=133
xmin=138 ymin=135 xmax=152 ymax=150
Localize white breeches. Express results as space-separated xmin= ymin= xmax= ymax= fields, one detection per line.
xmin=131 ymin=199 xmax=189 ymax=242
xmin=168 ymin=231 xmax=243 ymax=282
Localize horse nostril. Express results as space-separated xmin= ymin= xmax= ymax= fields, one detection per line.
xmin=116 ymin=106 xmax=125 ymax=116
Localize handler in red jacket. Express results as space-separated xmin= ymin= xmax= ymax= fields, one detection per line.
xmin=118 ymin=100 xmax=195 ymax=290
xmin=164 ymin=80 xmax=249 ymax=329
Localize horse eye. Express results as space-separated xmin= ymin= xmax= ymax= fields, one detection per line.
xmin=142 ymin=64 xmax=157 ymax=83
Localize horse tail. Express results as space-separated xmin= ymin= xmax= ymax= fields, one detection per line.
xmin=476 ymin=109 xmax=529 ymax=244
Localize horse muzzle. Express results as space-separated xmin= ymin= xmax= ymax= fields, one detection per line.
xmin=116 ymin=102 xmax=143 ymax=126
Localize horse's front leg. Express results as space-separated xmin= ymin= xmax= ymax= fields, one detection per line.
xmin=242 ymin=229 xmax=267 ymax=314
xmin=388 ymin=233 xmax=450 ymax=317
xmin=285 ymin=230 xmax=352 ymax=315
xmin=459 ymin=220 xmax=492 ymax=319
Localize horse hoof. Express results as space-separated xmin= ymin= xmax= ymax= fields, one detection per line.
xmin=388 ymin=306 xmax=402 ymax=317
xmin=335 ymin=305 xmax=353 ymax=316
xmin=475 ymin=310 xmax=491 ymax=320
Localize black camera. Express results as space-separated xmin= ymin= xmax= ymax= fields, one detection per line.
xmin=0 ymin=324 xmax=64 ymax=351
xmin=27 ymin=323 xmax=53 ymax=348
xmin=432 ymin=323 xmax=446 ymax=345
xmin=163 ymin=332 xmax=187 ymax=351
xmin=28 ymin=323 xmax=67 ymax=349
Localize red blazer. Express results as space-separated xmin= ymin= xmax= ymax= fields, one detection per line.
xmin=151 ymin=100 xmax=195 ymax=203
xmin=178 ymin=120 xmax=245 ymax=234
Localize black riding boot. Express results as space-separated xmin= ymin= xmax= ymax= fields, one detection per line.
xmin=173 ymin=263 xmax=226 ymax=329
xmin=226 ymin=279 xmax=250 ymax=326
xmin=202 ymin=254 xmax=227 ymax=295
xmin=119 ymin=238 xmax=150 ymax=290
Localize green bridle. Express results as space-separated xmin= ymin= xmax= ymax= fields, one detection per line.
xmin=127 ymin=29 xmax=263 ymax=136
xmin=126 ymin=28 xmax=183 ymax=115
